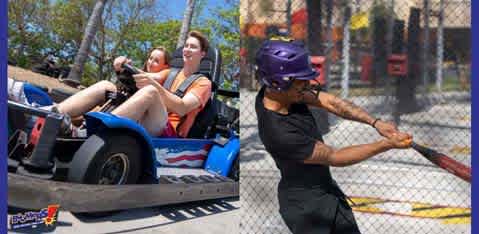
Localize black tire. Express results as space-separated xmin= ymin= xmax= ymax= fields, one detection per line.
xmin=84 ymin=135 xmax=142 ymax=185
xmin=227 ymin=155 xmax=239 ymax=181
xmin=69 ymin=131 xmax=143 ymax=217
xmin=69 ymin=132 xmax=142 ymax=185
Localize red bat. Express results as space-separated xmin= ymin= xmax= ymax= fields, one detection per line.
xmin=411 ymin=142 xmax=471 ymax=183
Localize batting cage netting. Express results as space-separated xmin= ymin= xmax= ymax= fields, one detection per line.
xmin=239 ymin=0 xmax=471 ymax=233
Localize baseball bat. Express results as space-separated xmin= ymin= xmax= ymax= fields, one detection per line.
xmin=410 ymin=141 xmax=471 ymax=183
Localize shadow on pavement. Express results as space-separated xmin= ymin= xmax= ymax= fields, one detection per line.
xmin=73 ymin=197 xmax=239 ymax=234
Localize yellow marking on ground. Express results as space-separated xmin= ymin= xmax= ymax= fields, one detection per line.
xmin=411 ymin=203 xmax=432 ymax=209
xmin=442 ymin=217 xmax=471 ymax=225
xmin=347 ymin=197 xmax=470 ymax=224
xmin=459 ymin=115 xmax=470 ymax=121
xmin=411 ymin=204 xmax=471 ymax=224
xmin=449 ymin=146 xmax=471 ymax=155
xmin=348 ymin=197 xmax=384 ymax=205
xmin=412 ymin=206 xmax=468 ymax=217
xmin=348 ymin=197 xmax=384 ymax=213
xmin=352 ymin=206 xmax=382 ymax=213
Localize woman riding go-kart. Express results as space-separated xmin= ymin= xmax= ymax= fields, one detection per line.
xmin=7 ymin=31 xmax=239 ymax=214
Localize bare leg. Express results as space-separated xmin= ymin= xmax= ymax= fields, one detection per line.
xmin=57 ymin=80 xmax=117 ymax=117
xmin=112 ymin=85 xmax=168 ymax=136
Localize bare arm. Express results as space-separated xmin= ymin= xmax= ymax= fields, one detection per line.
xmin=133 ymin=72 xmax=208 ymax=116
xmin=304 ymin=134 xmax=412 ymax=167
xmin=316 ymin=92 xmax=406 ymax=138
xmin=292 ymin=85 xmax=375 ymax=125
xmin=133 ymin=69 xmax=170 ymax=87
xmin=315 ymin=92 xmax=375 ymax=125
xmin=304 ymin=140 xmax=390 ymax=166
xmin=292 ymin=86 xmax=401 ymax=138
xmin=156 ymin=88 xmax=201 ymax=116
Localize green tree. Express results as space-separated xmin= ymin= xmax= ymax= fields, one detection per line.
xmin=202 ymin=1 xmax=239 ymax=88
xmin=91 ymin=0 xmax=162 ymax=83
xmin=66 ymin=0 xmax=108 ymax=86
xmin=116 ymin=20 xmax=182 ymax=67
xmin=8 ymin=0 xmax=51 ymax=67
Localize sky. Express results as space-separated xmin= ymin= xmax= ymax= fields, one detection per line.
xmin=157 ymin=0 xmax=235 ymax=21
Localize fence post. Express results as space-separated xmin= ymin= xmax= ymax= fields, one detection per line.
xmin=372 ymin=8 xmax=387 ymax=89
xmin=385 ymin=0 xmax=395 ymax=103
xmin=324 ymin=0 xmax=334 ymax=89
xmin=422 ymin=0 xmax=430 ymax=93
xmin=436 ymin=0 xmax=444 ymax=97
xmin=401 ymin=7 xmax=421 ymax=114
xmin=392 ymin=19 xmax=405 ymax=124
xmin=341 ymin=5 xmax=351 ymax=99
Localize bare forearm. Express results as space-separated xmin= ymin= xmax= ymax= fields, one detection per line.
xmin=156 ymin=87 xmax=189 ymax=116
xmin=304 ymin=140 xmax=392 ymax=166
xmin=324 ymin=95 xmax=375 ymax=125
xmin=328 ymin=140 xmax=392 ymax=167
xmin=302 ymin=91 xmax=375 ymax=125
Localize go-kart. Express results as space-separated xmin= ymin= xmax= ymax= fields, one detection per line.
xmin=7 ymin=46 xmax=239 ymax=213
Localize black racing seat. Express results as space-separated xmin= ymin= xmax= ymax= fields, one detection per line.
xmin=167 ymin=46 xmax=222 ymax=138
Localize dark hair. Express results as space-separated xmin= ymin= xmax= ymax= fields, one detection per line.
xmin=143 ymin=46 xmax=170 ymax=71
xmin=188 ymin=30 xmax=209 ymax=53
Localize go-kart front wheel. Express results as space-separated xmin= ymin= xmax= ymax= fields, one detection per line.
xmin=68 ymin=131 xmax=142 ymax=185
xmin=68 ymin=131 xmax=143 ymax=218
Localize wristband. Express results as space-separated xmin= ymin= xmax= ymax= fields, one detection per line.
xmin=371 ymin=118 xmax=381 ymax=128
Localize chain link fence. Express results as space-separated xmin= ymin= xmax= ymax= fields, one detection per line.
xmin=239 ymin=0 xmax=471 ymax=233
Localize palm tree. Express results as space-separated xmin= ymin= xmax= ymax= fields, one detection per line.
xmin=64 ymin=0 xmax=107 ymax=87
xmin=177 ymin=0 xmax=197 ymax=48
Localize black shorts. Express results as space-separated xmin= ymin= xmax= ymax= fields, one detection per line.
xmin=278 ymin=188 xmax=361 ymax=234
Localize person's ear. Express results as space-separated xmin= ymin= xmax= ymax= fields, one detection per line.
xmin=201 ymin=51 xmax=206 ymax=58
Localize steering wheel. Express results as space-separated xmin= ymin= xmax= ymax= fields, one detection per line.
xmin=116 ymin=63 xmax=141 ymax=95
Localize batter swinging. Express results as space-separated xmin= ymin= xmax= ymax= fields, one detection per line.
xmin=255 ymin=39 xmax=413 ymax=234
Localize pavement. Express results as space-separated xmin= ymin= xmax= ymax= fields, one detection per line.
xmin=239 ymin=89 xmax=471 ymax=234
xmin=8 ymin=198 xmax=239 ymax=234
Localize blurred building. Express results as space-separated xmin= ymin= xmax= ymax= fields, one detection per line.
xmin=240 ymin=0 xmax=470 ymax=39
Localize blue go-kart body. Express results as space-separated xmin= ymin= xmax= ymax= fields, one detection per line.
xmin=83 ymin=111 xmax=239 ymax=180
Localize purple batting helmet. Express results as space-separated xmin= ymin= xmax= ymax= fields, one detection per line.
xmin=255 ymin=39 xmax=318 ymax=91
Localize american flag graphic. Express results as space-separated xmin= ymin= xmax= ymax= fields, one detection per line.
xmin=155 ymin=144 xmax=212 ymax=168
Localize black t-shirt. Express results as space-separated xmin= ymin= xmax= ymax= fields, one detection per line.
xmin=255 ymin=86 xmax=342 ymax=193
